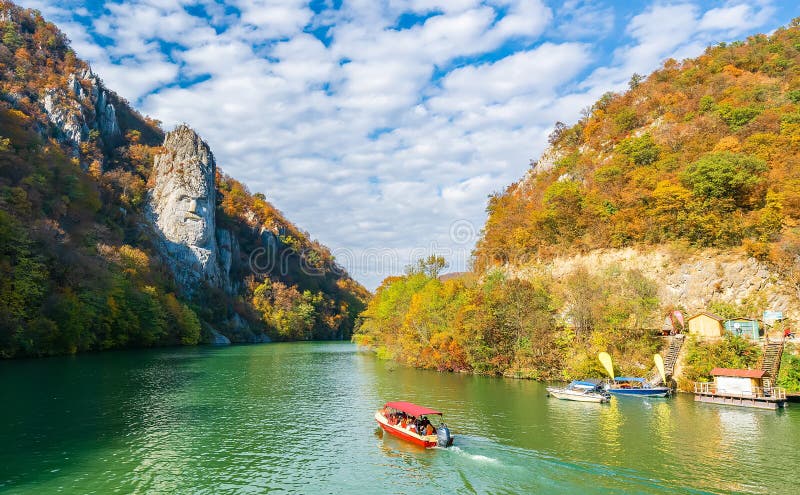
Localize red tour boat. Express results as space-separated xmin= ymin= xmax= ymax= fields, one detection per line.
xmin=375 ymin=401 xmax=453 ymax=448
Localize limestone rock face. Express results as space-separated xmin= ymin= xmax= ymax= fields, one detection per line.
xmin=216 ymin=228 xmax=241 ymax=294
xmin=148 ymin=125 xmax=222 ymax=290
xmin=507 ymin=247 xmax=800 ymax=320
xmin=42 ymin=89 xmax=86 ymax=145
xmin=40 ymin=67 xmax=120 ymax=150
xmin=516 ymin=145 xmax=565 ymax=195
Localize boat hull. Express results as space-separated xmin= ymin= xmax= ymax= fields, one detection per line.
xmin=375 ymin=412 xmax=440 ymax=448
xmin=547 ymin=387 xmax=610 ymax=403
xmin=607 ymin=387 xmax=670 ymax=398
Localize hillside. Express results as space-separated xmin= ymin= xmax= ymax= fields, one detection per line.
xmin=476 ymin=20 xmax=800 ymax=274
xmin=0 ymin=2 xmax=367 ymax=357
xmin=355 ymin=19 xmax=800 ymax=387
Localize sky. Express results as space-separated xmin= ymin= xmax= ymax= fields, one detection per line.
xmin=20 ymin=0 xmax=800 ymax=289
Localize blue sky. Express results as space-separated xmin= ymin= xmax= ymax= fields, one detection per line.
xmin=21 ymin=0 xmax=800 ymax=289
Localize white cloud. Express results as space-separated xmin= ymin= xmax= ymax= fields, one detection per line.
xmin=235 ymin=0 xmax=314 ymax=38
xmin=698 ymin=1 xmax=775 ymax=34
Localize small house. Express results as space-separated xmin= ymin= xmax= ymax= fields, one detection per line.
xmin=694 ymin=368 xmax=787 ymax=409
xmin=723 ymin=318 xmax=760 ymax=340
xmin=687 ymin=312 xmax=724 ymax=339
xmin=710 ymin=368 xmax=765 ymax=396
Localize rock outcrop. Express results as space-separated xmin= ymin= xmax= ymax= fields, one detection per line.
xmin=147 ymin=125 xmax=223 ymax=290
xmin=507 ymin=247 xmax=800 ymax=320
xmin=40 ymin=68 xmax=121 ymax=152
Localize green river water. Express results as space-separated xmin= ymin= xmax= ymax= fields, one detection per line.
xmin=1 ymin=342 xmax=798 ymax=494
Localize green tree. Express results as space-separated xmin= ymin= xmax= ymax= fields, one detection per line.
xmin=2 ymin=23 xmax=22 ymax=50
xmin=407 ymin=255 xmax=449 ymax=279
xmin=682 ymin=152 xmax=767 ymax=206
xmin=617 ymin=133 xmax=660 ymax=166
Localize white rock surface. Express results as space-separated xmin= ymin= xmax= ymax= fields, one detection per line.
xmin=40 ymin=67 xmax=120 ymax=149
xmin=147 ymin=125 xmax=223 ymax=290
xmin=507 ymin=247 xmax=800 ymax=319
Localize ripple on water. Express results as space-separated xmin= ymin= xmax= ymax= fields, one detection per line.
xmin=1 ymin=343 xmax=799 ymax=494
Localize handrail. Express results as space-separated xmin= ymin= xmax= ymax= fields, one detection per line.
xmin=694 ymin=382 xmax=786 ymax=400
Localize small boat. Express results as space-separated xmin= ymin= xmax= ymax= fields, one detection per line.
xmin=547 ymin=380 xmax=611 ymax=403
xmin=604 ymin=377 xmax=670 ymax=398
xmin=598 ymin=352 xmax=671 ymax=398
xmin=375 ymin=401 xmax=453 ymax=448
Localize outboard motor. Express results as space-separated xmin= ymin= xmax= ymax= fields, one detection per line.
xmin=437 ymin=423 xmax=452 ymax=447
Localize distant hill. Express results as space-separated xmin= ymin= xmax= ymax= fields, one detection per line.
xmin=0 ymin=1 xmax=367 ymax=357
xmin=476 ymin=19 xmax=800 ymax=279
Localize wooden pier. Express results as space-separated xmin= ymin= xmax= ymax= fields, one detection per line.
xmin=694 ymin=382 xmax=788 ymax=410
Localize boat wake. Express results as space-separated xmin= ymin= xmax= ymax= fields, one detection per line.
xmin=448 ymin=446 xmax=500 ymax=464
xmin=429 ymin=435 xmax=716 ymax=495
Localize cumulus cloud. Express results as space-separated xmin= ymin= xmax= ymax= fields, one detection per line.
xmin=18 ymin=0 xmax=786 ymax=288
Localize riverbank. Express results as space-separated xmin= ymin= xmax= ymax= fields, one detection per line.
xmin=354 ymin=270 xmax=800 ymax=392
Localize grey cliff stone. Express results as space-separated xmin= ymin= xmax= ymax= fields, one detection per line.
xmin=40 ymin=67 xmax=121 ymax=150
xmin=147 ymin=125 xmax=225 ymax=292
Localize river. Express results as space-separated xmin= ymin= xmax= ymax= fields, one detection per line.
xmin=0 ymin=342 xmax=797 ymax=494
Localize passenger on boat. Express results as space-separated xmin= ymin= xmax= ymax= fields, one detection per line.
xmin=419 ymin=416 xmax=430 ymax=432
xmin=425 ymin=424 xmax=435 ymax=436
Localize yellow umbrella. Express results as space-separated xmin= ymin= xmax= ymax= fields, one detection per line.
xmin=654 ymin=354 xmax=666 ymax=384
xmin=598 ymin=352 xmax=615 ymax=380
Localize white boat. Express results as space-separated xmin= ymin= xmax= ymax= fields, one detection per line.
xmin=547 ymin=380 xmax=611 ymax=403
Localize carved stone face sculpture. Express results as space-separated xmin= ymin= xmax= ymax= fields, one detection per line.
xmin=149 ymin=125 xmax=216 ymax=248
xmin=156 ymin=176 xmax=213 ymax=246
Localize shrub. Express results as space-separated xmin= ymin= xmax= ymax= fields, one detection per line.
xmin=617 ymin=133 xmax=660 ymax=166
xmin=682 ymin=152 xmax=767 ymax=205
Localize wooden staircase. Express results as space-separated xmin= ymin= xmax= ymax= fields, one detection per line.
xmin=646 ymin=334 xmax=686 ymax=386
xmin=663 ymin=334 xmax=685 ymax=377
xmin=760 ymin=338 xmax=784 ymax=391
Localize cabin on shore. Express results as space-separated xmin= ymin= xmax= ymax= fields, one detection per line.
xmin=687 ymin=312 xmax=725 ymax=339
xmin=723 ymin=318 xmax=761 ymax=340
xmin=694 ymin=367 xmax=787 ymax=409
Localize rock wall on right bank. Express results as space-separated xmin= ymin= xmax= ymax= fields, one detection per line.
xmin=507 ymin=247 xmax=800 ymax=320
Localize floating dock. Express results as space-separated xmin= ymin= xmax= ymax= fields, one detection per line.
xmin=694 ymin=382 xmax=788 ymax=410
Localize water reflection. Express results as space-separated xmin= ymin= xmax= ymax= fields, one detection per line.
xmin=597 ymin=400 xmax=623 ymax=461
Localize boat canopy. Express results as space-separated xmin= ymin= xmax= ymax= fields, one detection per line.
xmin=614 ymin=377 xmax=646 ymax=382
xmin=384 ymin=401 xmax=442 ymax=417
xmin=571 ymin=380 xmax=601 ymax=388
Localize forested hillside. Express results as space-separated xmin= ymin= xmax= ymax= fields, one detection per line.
xmin=477 ymin=19 xmax=800 ymax=272
xmin=0 ymin=2 xmax=367 ymax=357
xmin=355 ymin=20 xmax=800 ymax=386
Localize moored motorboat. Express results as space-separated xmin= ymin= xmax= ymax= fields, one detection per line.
xmin=598 ymin=352 xmax=672 ymax=398
xmin=375 ymin=401 xmax=453 ymax=448
xmin=547 ymin=380 xmax=611 ymax=403
xmin=604 ymin=377 xmax=671 ymax=398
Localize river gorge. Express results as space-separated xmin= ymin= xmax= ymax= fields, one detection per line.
xmin=1 ymin=343 xmax=798 ymax=494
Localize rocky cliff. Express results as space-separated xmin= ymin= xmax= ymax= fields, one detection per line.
xmin=41 ymin=68 xmax=121 ymax=152
xmin=147 ymin=125 xmax=223 ymax=290
xmin=506 ymin=247 xmax=800 ymax=321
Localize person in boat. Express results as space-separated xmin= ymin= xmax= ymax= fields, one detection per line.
xmin=418 ymin=416 xmax=430 ymax=432
xmin=425 ymin=423 xmax=435 ymax=436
